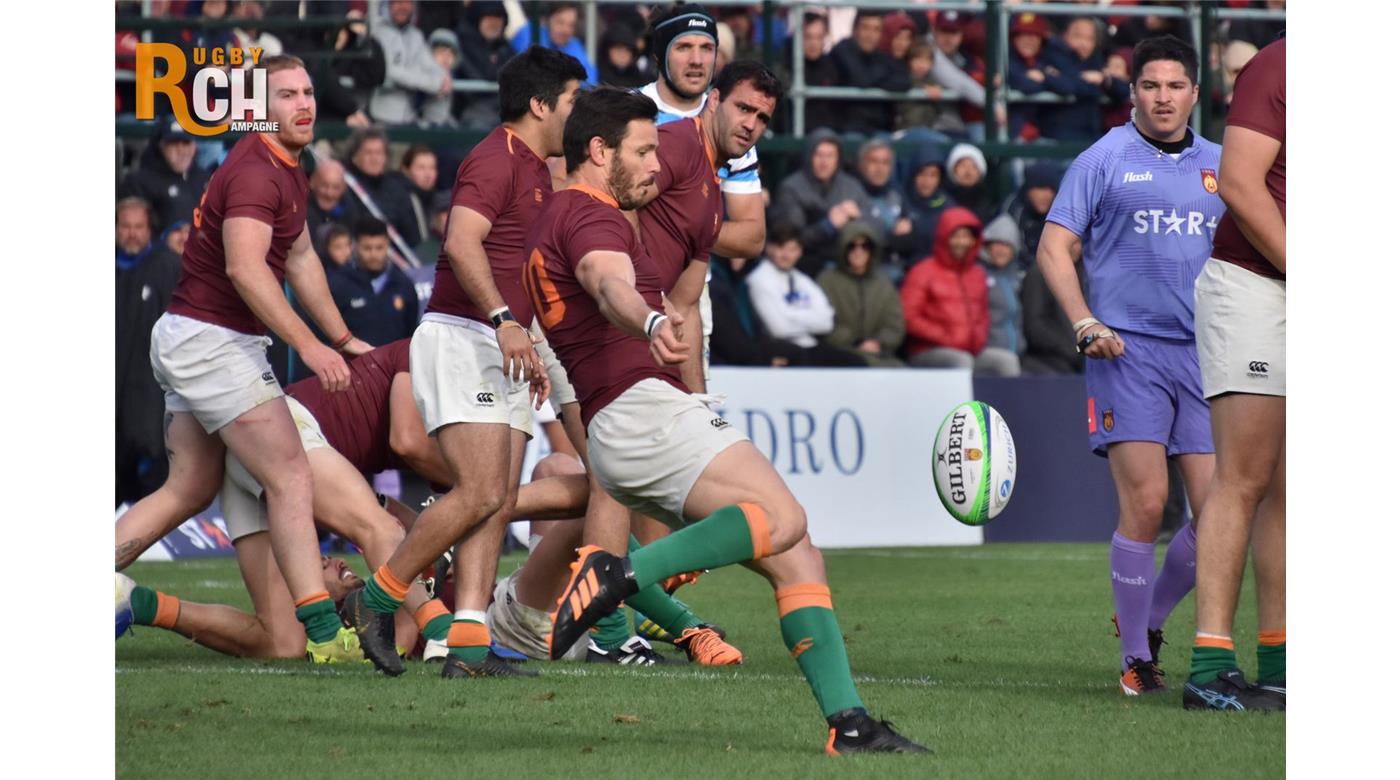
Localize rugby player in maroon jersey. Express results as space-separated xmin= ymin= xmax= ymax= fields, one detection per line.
xmin=526 ymin=88 xmax=927 ymax=754
xmin=118 ymin=55 xmax=380 ymax=667
xmin=347 ymin=47 xmax=587 ymax=679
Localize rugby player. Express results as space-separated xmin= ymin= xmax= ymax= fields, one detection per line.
xmin=1185 ymin=35 xmax=1286 ymax=712
xmin=116 ymin=54 xmax=377 ymax=666
xmin=346 ymin=47 xmax=585 ymax=679
xmin=526 ymin=87 xmax=927 ymax=754
xmin=116 ymin=340 xmax=451 ymax=662
xmin=1038 ymin=36 xmax=1222 ymax=695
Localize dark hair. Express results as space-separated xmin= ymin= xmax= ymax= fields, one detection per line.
xmin=545 ymin=1 xmax=579 ymax=18
xmin=353 ymin=216 xmax=388 ymax=239
xmin=345 ymin=126 xmax=388 ymax=160
xmin=321 ymin=223 xmax=351 ymax=243
xmin=260 ymin=53 xmax=306 ymax=75
xmin=563 ymin=87 xmax=658 ymax=173
xmin=907 ymin=40 xmax=934 ymax=62
xmin=803 ymin=12 xmax=828 ymax=31
xmin=1131 ymin=35 xmax=1199 ymax=85
xmin=767 ymin=222 xmax=802 ymax=246
xmin=714 ymin=60 xmax=783 ymax=103
xmin=400 ymin=144 xmax=435 ymax=170
xmin=855 ymin=9 xmax=884 ymax=24
xmin=497 ymin=45 xmax=588 ymax=123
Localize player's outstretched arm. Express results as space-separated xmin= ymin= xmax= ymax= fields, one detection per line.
xmin=285 ymin=226 xmax=371 ymax=356
xmin=1037 ymin=221 xmax=1123 ymax=360
xmin=224 ymin=217 xmax=350 ymax=390
xmin=577 ymin=250 xmax=689 ymax=364
xmin=1218 ymin=125 xmax=1285 ymax=273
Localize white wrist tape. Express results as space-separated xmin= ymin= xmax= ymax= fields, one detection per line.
xmin=644 ymin=312 xmax=668 ymax=339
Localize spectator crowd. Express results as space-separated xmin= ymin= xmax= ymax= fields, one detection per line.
xmin=116 ymin=1 xmax=1278 ymax=500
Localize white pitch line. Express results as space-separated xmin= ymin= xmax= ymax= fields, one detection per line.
xmin=824 ymin=549 xmax=1100 ymax=563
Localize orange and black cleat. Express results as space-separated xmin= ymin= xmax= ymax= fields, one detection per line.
xmin=825 ymin=708 xmax=930 ymax=755
xmin=1120 ymin=656 xmax=1167 ymax=695
xmin=547 ymin=545 xmax=639 ymax=660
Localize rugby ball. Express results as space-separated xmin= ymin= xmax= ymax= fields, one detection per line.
xmin=932 ymin=402 xmax=1017 ymax=526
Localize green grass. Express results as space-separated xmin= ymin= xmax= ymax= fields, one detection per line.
xmin=117 ymin=543 xmax=1283 ymax=778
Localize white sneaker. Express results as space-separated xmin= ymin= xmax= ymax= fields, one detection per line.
xmin=422 ymin=637 xmax=449 ymax=661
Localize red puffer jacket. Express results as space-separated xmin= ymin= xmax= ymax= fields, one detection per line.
xmin=901 ymin=207 xmax=990 ymax=357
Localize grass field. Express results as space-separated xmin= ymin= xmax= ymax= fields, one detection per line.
xmin=116 ymin=543 xmax=1284 ymax=777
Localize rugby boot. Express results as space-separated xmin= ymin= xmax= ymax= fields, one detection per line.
xmin=339 ymin=586 xmax=404 ymax=676
xmin=586 ymin=635 xmax=673 ymax=666
xmin=306 ymin=626 xmax=368 ymax=664
xmin=673 ymin=626 xmax=743 ymax=666
xmin=441 ymin=653 xmax=539 ymax=678
xmin=1183 ymin=669 xmax=1285 ymax=711
xmin=1120 ymin=656 xmax=1166 ymax=695
xmin=549 ymin=545 xmax=639 ymax=660
xmin=116 ymin=572 xmax=136 ymax=639
xmin=825 ymin=708 xmax=931 ymax=755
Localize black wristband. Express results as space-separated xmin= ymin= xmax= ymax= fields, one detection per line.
xmin=491 ymin=309 xmax=516 ymax=328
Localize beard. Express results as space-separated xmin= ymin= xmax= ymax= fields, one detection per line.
xmin=608 ymin=153 xmax=654 ymax=210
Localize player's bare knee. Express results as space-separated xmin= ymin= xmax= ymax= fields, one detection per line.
xmin=532 ymin=452 xmax=582 ymax=481
xmin=762 ymin=498 xmax=808 ymax=554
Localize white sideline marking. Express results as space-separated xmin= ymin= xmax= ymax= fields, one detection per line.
xmin=824 ymin=549 xmax=1099 ymax=563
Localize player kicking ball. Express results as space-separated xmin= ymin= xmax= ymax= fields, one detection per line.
xmin=523 ymin=87 xmax=927 ymax=755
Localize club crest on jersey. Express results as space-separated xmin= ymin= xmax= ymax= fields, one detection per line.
xmin=1200 ymin=168 xmax=1219 ymax=194
xmin=1102 ymin=409 xmax=1115 ymax=433
xmin=535 ymin=188 xmax=544 ymax=202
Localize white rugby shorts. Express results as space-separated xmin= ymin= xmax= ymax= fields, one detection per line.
xmin=149 ymin=312 xmax=284 ymax=433
xmin=219 ymin=396 xmax=330 ymax=541
xmin=410 ymin=315 xmax=532 ymax=436
xmin=1195 ymin=258 xmax=1286 ymax=399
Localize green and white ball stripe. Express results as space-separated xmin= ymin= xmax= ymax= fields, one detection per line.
xmin=932 ymin=402 xmax=1017 ymax=526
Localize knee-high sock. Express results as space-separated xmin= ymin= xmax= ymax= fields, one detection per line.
xmin=1148 ymin=524 xmax=1196 ymax=631
xmin=776 ymin=584 xmax=864 ymax=718
xmin=1111 ymin=533 xmax=1155 ymax=670
xmin=447 ymin=611 xmax=490 ymax=662
xmin=628 ymin=504 xmax=771 ymax=588
xmin=1257 ymin=630 xmax=1285 ymax=685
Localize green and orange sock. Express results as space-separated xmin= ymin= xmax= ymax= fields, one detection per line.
xmin=1257 ymin=630 xmax=1285 ymax=686
xmin=129 ymin=586 xmax=181 ymax=629
xmin=294 ymin=591 xmax=341 ymax=644
xmin=776 ymin=583 xmax=864 ymax=718
xmin=447 ymin=611 xmax=490 ymax=663
xmin=1189 ymin=633 xmax=1238 ymax=685
xmin=362 ymin=565 xmax=410 ymax=615
xmin=414 ymin=600 xmax=453 ymax=643
xmin=627 ymin=503 xmax=771 ymax=588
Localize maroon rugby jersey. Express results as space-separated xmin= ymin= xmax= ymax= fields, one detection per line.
xmin=1211 ymin=37 xmax=1285 ymax=281
xmin=639 ymin=118 xmax=723 ymax=292
xmin=426 ymin=125 xmax=552 ymax=325
xmin=168 ymin=133 xmax=309 ymax=335
xmin=287 ymin=339 xmax=410 ymax=475
xmin=522 ymin=185 xmax=686 ymax=426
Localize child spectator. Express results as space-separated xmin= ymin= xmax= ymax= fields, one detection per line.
xmin=316 ymin=223 xmax=353 ymax=270
xmin=945 ymin=142 xmax=998 ymax=223
xmin=880 ymin=12 xmax=917 ymax=61
xmin=901 ymin=207 xmax=1016 ymax=376
xmin=830 ymin=10 xmax=912 ymax=135
xmin=709 ymin=255 xmax=805 ymax=368
xmin=1101 ymin=47 xmax=1134 ymax=131
xmin=980 ymin=215 xmax=1026 ymax=375
xmin=598 ymin=24 xmax=647 ymax=88
xmin=1001 ymin=161 xmax=1062 ymax=268
xmin=1006 ymin=12 xmax=1055 ymax=140
xmin=747 ymin=224 xmax=868 ymax=367
xmin=818 ymin=222 xmax=907 ymax=367
xmin=1039 ymin=17 xmax=1130 ymax=140
xmin=902 ymin=145 xmax=954 ymax=266
xmin=897 ymin=41 xmax=950 ymax=133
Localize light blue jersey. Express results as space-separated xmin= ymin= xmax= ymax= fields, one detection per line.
xmin=638 ymin=82 xmax=762 ymax=196
xmin=1046 ymin=122 xmax=1224 ymax=340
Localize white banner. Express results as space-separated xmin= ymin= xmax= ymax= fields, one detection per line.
xmin=707 ymin=367 xmax=983 ymax=548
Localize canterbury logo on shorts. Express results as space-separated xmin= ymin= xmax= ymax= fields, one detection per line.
xmin=475 ymin=391 xmax=496 ymax=405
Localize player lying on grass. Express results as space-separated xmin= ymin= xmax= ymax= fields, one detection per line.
xmin=524 ymin=87 xmax=928 ymax=755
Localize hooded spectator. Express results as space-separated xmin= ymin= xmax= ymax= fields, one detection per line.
xmin=116 ymin=197 xmax=181 ymax=503
xmin=1102 ymin=47 xmax=1134 ymax=130
xmin=315 ymin=222 xmax=353 ymax=270
xmin=369 ymin=0 xmax=453 ymax=125
xmin=880 ymin=12 xmax=918 ymax=61
xmin=901 ymin=207 xmax=1016 ymax=375
xmin=1020 ymin=243 xmax=1086 ymax=375
xmin=784 ymin=12 xmax=841 ymax=132
xmin=343 ymin=127 xmax=420 ymax=247
xmin=423 ymin=28 xmax=462 ymax=125
xmin=830 ymin=10 xmax=912 ymax=135
xmin=818 ymin=221 xmax=906 ymax=367
xmin=510 ymin=2 xmax=598 ymax=84
xmin=1001 ymin=161 xmax=1062 ymax=268
xmin=457 ymin=2 xmax=514 ymax=127
xmin=318 ymin=10 xmax=382 ymax=127
xmin=855 ymin=138 xmax=915 ymax=262
xmin=1006 ymin=12 xmax=1058 ymax=139
xmin=719 ymin=7 xmax=762 ymax=64
xmin=118 ymin=119 xmax=210 ymax=233
xmin=747 ymin=223 xmax=867 ymax=367
xmin=902 ymin=144 xmax=955 ymax=265
xmin=945 ymin=142 xmax=997 ymax=223
xmin=980 ymin=214 xmax=1026 ymax=371
xmin=1039 ymin=17 xmax=1130 ymax=140
xmin=771 ymin=129 xmax=873 ymax=276
xmin=598 ymin=23 xmax=648 ymax=88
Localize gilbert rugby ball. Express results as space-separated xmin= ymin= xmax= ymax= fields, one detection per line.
xmin=933 ymin=401 xmax=1017 ymax=526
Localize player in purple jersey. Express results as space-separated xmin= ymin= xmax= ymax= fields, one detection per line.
xmin=1038 ymin=37 xmax=1225 ymax=696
